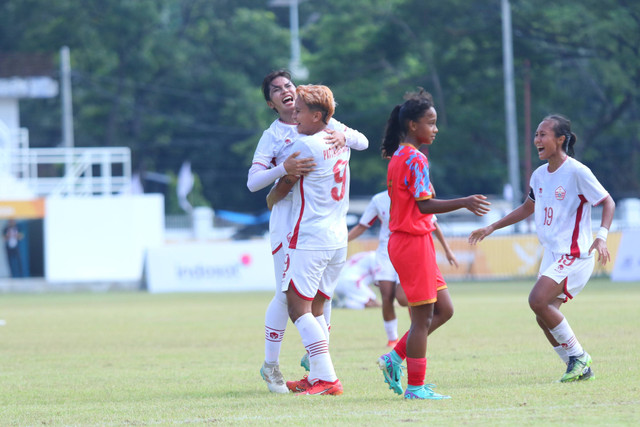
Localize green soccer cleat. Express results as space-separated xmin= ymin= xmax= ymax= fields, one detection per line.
xmin=577 ymin=366 xmax=595 ymax=381
xmin=560 ymin=352 xmax=592 ymax=383
xmin=300 ymin=352 xmax=310 ymax=372
xmin=377 ymin=353 xmax=404 ymax=395
xmin=404 ymin=384 xmax=451 ymax=400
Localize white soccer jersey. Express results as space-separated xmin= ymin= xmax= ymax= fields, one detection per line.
xmin=359 ymin=191 xmax=392 ymax=256
xmin=339 ymin=251 xmax=377 ymax=286
xmin=288 ymin=130 xmax=351 ymax=250
xmin=529 ymin=156 xmax=609 ymax=258
xmin=249 ymin=118 xmax=367 ymax=251
xmin=334 ymin=251 xmax=379 ymax=308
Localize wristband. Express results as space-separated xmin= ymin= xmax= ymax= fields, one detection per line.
xmin=595 ymin=227 xmax=608 ymax=242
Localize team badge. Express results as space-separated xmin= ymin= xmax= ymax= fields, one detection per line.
xmin=284 ymin=138 xmax=293 ymax=145
xmin=555 ymin=186 xmax=566 ymax=200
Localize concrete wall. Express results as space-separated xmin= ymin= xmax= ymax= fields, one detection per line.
xmin=44 ymin=195 xmax=164 ymax=283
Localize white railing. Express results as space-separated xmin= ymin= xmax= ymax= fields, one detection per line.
xmin=1 ymin=126 xmax=132 ymax=198
xmin=11 ymin=146 xmax=132 ymax=197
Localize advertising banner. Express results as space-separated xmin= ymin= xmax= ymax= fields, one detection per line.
xmin=145 ymin=239 xmax=275 ymax=293
xmin=0 ymin=199 xmax=45 ymax=219
xmin=611 ymin=229 xmax=640 ymax=281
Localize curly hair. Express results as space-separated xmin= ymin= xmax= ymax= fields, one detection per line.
xmin=381 ymin=88 xmax=434 ymax=158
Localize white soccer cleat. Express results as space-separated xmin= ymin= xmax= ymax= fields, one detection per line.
xmin=260 ymin=361 xmax=289 ymax=393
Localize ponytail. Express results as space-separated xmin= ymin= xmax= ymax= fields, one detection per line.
xmin=544 ymin=114 xmax=577 ymax=157
xmin=381 ymin=88 xmax=435 ymax=158
xmin=381 ymin=105 xmax=403 ymax=158
xmin=565 ymin=132 xmax=577 ymax=157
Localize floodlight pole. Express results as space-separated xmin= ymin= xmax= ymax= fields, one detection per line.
xmin=60 ymin=46 xmax=74 ymax=148
xmin=501 ymin=0 xmax=521 ymax=208
xmin=270 ymin=0 xmax=308 ymax=80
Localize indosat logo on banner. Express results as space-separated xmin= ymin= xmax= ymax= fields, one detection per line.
xmin=146 ymin=240 xmax=274 ymax=293
xmin=175 ymin=253 xmax=253 ymax=280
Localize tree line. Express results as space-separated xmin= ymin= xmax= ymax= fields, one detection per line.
xmin=1 ymin=0 xmax=638 ymax=213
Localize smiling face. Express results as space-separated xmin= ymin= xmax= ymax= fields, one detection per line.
xmin=266 ymin=76 xmax=296 ymax=121
xmin=292 ymin=97 xmax=320 ymax=135
xmin=409 ymin=107 xmax=438 ymax=146
xmin=534 ymin=119 xmax=565 ymax=162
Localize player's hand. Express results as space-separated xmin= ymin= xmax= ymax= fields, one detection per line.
xmin=266 ymin=192 xmax=275 ymax=211
xmin=283 ymin=151 xmax=315 ymax=176
xmin=445 ymin=250 xmax=459 ymax=268
xmin=324 ymin=129 xmax=346 ymax=149
xmin=589 ymin=238 xmax=611 ymax=265
xmin=465 ymin=195 xmax=491 ymax=216
xmin=469 ymin=226 xmax=493 ymax=245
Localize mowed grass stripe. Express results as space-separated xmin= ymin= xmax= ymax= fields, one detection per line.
xmin=0 ymin=278 xmax=638 ymax=425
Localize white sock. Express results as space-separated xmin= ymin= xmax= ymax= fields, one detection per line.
xmin=384 ymin=318 xmax=398 ymax=341
xmin=315 ymin=315 xmax=330 ymax=345
xmin=264 ymin=293 xmax=288 ymax=364
xmin=549 ymin=318 xmax=584 ymax=357
xmin=294 ymin=313 xmax=337 ymax=383
xmin=553 ymin=345 xmax=570 ymax=364
xmin=323 ymin=299 xmax=332 ymax=331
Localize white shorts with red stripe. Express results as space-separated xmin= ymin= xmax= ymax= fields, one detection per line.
xmin=373 ymin=249 xmax=399 ymax=283
xmin=539 ymin=250 xmax=595 ymax=302
xmin=281 ymin=247 xmax=347 ymax=301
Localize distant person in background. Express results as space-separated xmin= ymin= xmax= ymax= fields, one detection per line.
xmin=248 ymin=70 xmax=368 ymax=394
xmin=469 ymin=114 xmax=615 ymax=383
xmin=3 ymin=219 xmax=24 ymax=278
xmin=333 ymin=251 xmax=381 ymax=310
xmin=347 ymin=191 xmax=404 ymax=347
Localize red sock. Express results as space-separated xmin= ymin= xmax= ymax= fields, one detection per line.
xmin=406 ymin=357 xmax=426 ymax=387
xmin=393 ymin=331 xmax=409 ymax=360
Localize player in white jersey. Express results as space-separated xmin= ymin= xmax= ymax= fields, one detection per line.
xmin=249 ymin=70 xmax=368 ymax=393
xmin=348 ymin=191 xmax=401 ymax=346
xmin=266 ymin=84 xmax=349 ymax=396
xmin=349 ymin=191 xmax=459 ymax=346
xmin=333 ymin=251 xmax=380 ymax=310
xmin=469 ymin=114 xmax=615 ymax=383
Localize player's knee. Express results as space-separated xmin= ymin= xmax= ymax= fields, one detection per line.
xmin=528 ymin=293 xmax=545 ymax=314
xmin=442 ymin=304 xmax=454 ymax=322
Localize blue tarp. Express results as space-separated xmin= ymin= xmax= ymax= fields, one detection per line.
xmin=215 ymin=210 xmax=270 ymax=225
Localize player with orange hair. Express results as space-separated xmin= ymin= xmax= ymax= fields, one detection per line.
xmin=249 ymin=71 xmax=367 ymax=394
xmin=266 ymin=84 xmax=351 ymax=395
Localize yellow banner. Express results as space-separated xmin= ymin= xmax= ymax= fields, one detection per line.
xmin=349 ymin=232 xmax=622 ymax=280
xmin=0 ymin=199 xmax=45 ymax=219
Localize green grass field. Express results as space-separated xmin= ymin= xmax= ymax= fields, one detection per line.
xmin=1 ymin=278 xmax=639 ymax=426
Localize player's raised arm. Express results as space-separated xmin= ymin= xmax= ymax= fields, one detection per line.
xmin=326 ymin=118 xmax=369 ymax=151
xmin=417 ymin=195 xmax=491 ymax=216
xmin=469 ymin=195 xmax=535 ymax=245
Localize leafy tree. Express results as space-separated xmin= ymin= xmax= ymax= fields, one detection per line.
xmin=2 ymin=0 xmax=638 ymax=215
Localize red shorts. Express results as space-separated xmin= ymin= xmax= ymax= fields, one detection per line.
xmin=388 ymin=231 xmax=442 ymax=306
